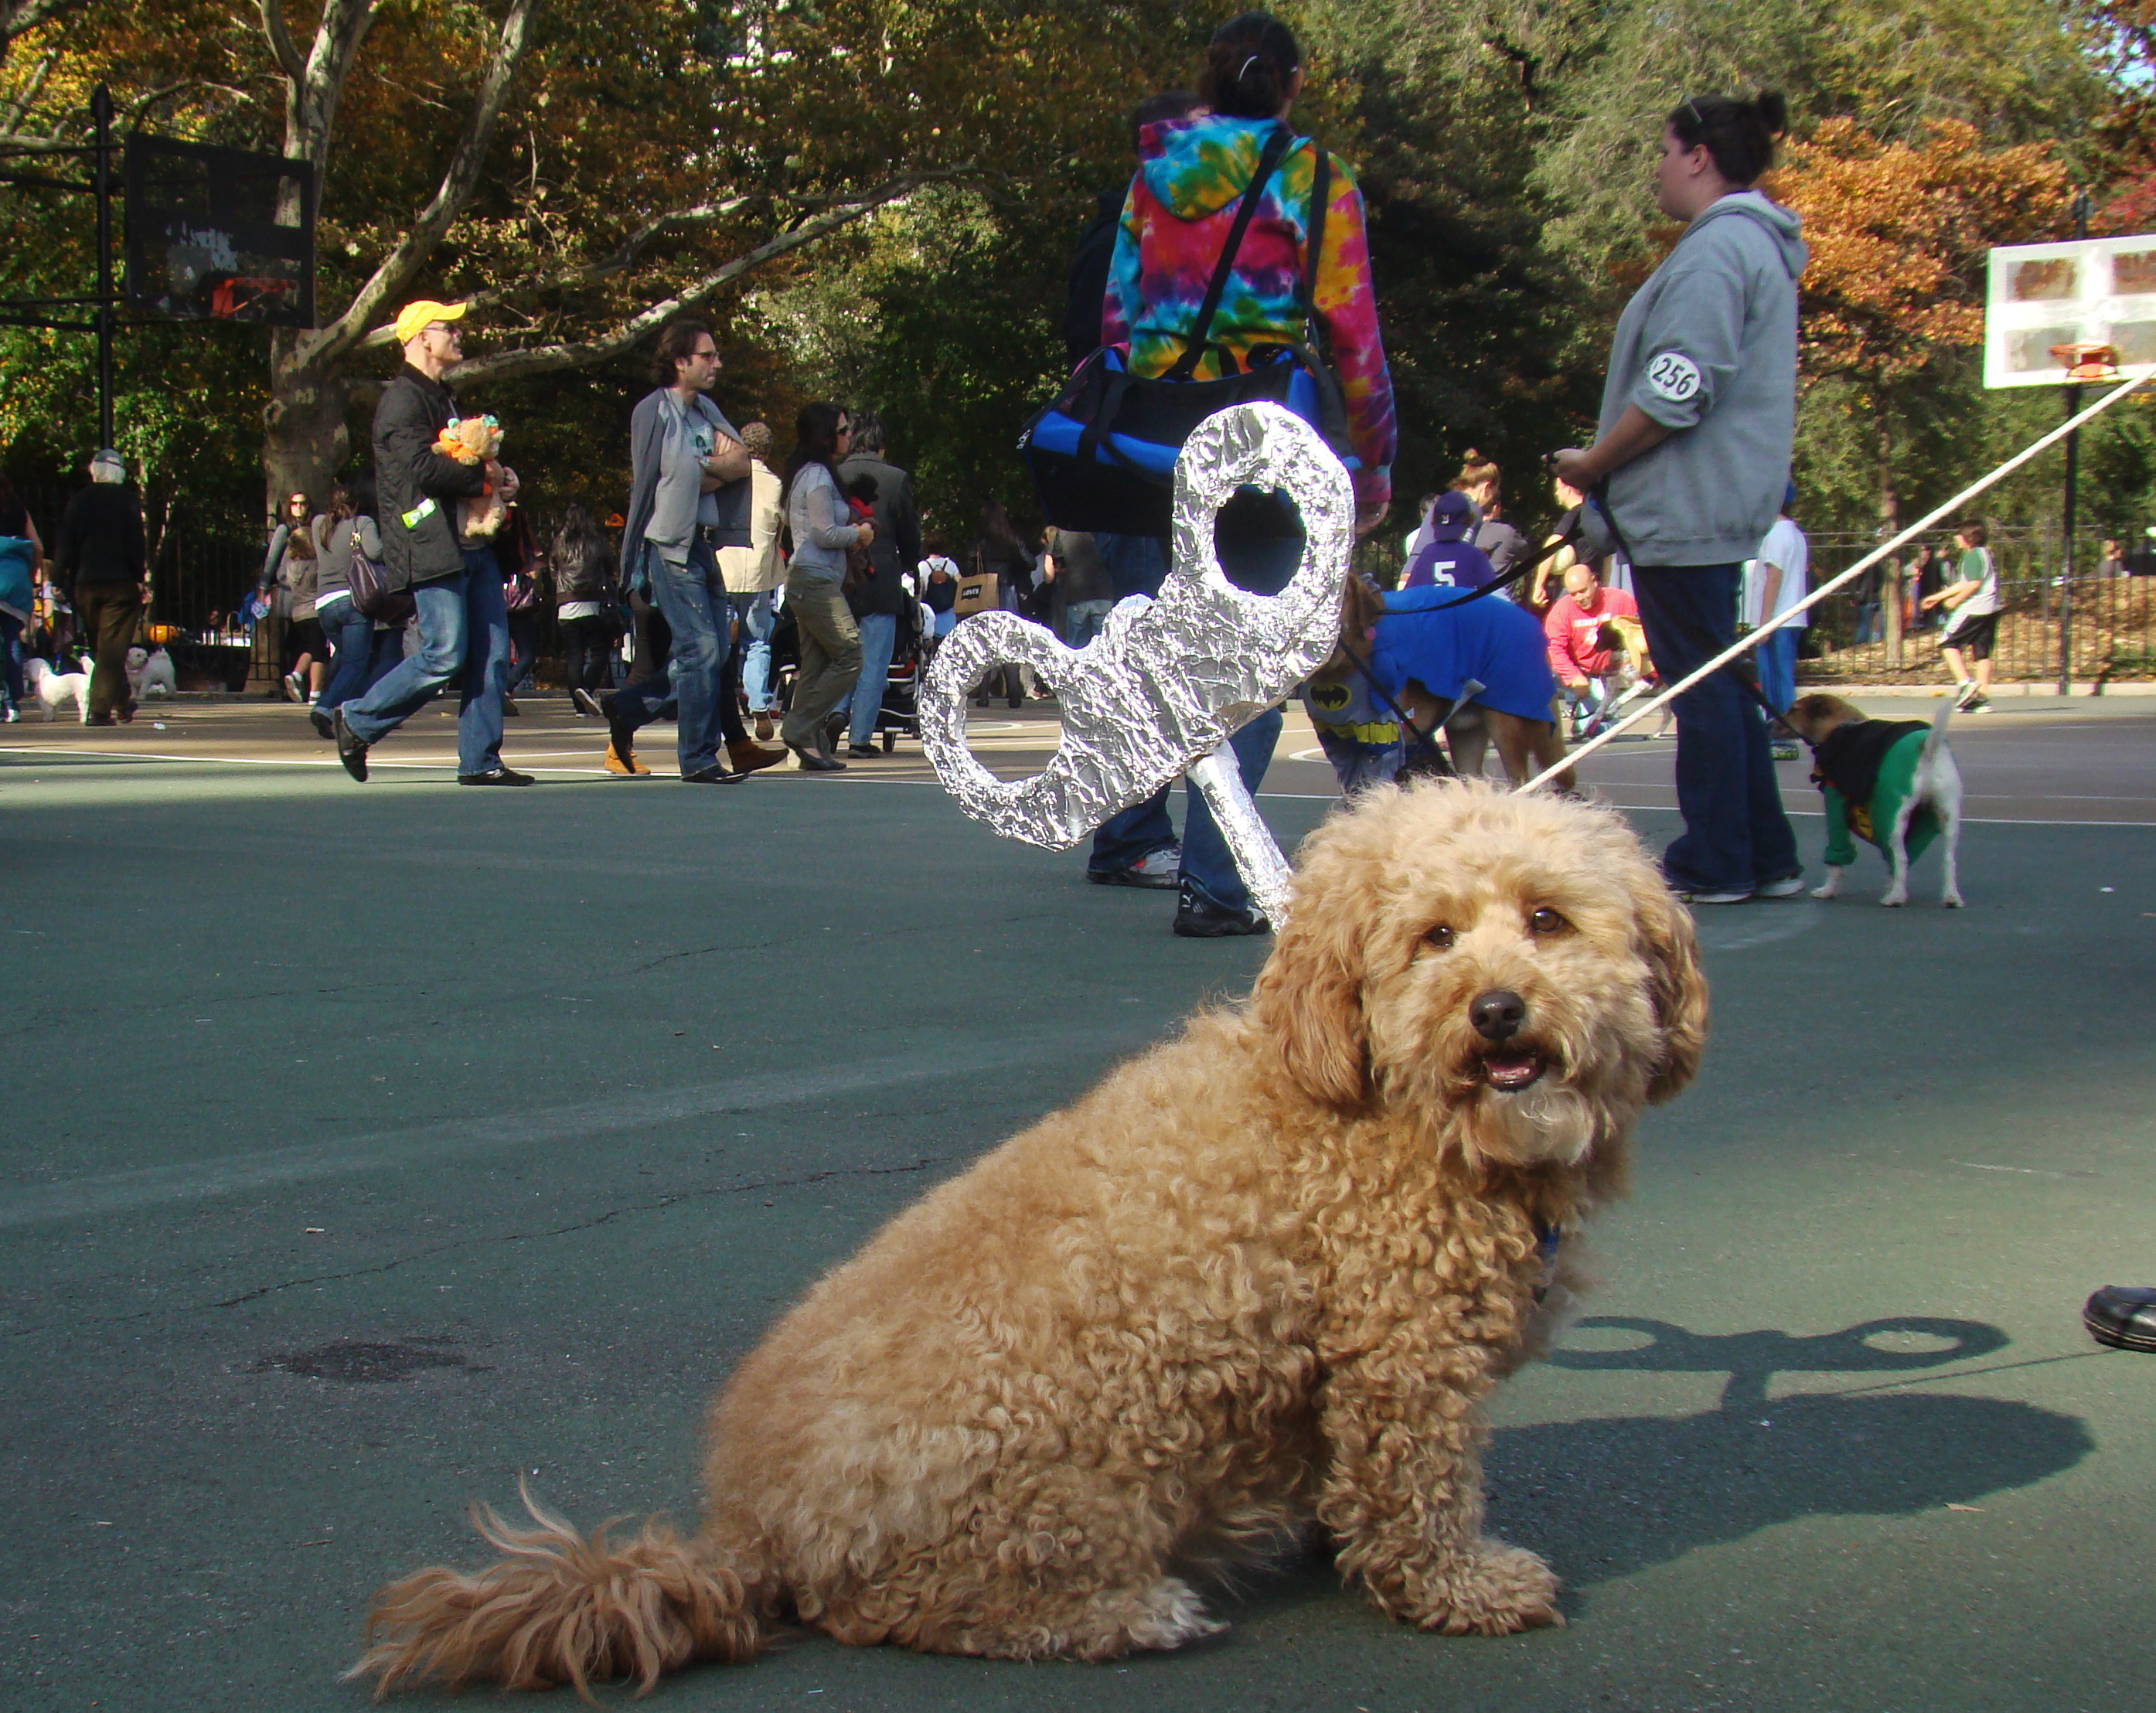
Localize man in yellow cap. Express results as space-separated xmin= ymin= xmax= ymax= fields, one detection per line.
xmin=333 ymin=298 xmax=530 ymax=785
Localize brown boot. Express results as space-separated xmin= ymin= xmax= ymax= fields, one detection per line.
xmin=605 ymin=739 xmax=651 ymax=776
xmin=752 ymin=712 xmax=775 ymax=741
xmin=727 ymin=738 xmax=788 ymax=776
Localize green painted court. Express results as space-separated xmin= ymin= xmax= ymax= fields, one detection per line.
xmin=3 ymin=696 xmax=2151 ymax=1711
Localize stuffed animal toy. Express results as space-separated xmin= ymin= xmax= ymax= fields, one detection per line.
xmin=431 ymin=414 xmax=512 ymax=540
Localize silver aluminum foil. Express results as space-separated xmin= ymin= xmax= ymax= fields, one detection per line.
xmin=920 ymin=401 xmax=1354 ymax=925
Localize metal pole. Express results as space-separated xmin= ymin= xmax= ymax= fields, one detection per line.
xmin=91 ymin=83 xmax=114 ymax=450
xmin=2060 ymin=189 xmax=2091 ymax=698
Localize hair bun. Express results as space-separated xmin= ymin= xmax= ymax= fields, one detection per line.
xmin=1755 ymin=90 xmax=1788 ymax=137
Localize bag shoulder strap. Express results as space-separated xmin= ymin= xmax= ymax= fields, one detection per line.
xmin=1301 ymin=145 xmax=1332 ymax=356
xmin=1165 ymin=127 xmax=1297 ymax=382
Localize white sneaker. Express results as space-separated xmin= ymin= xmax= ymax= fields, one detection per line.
xmin=1676 ymin=887 xmax=1752 ymax=905
xmin=1756 ymin=874 xmax=1807 ymax=899
xmin=283 ymin=670 xmax=305 ymax=703
xmin=1953 ymin=679 xmax=1980 ymax=710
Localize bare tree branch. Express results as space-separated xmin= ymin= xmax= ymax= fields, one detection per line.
xmin=444 ymin=178 xmax=945 ymax=385
xmin=286 ymin=0 xmax=536 ymax=382
xmin=0 ymin=0 xmax=87 ymax=56
xmin=257 ymin=0 xmax=308 ymax=87
xmin=1 ymin=45 xmax=54 ymax=132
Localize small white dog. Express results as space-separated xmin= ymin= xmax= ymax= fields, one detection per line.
xmin=24 ymin=655 xmax=90 ymax=723
xmin=1786 ymin=694 xmax=1964 ymax=908
xmin=127 ymin=645 xmax=176 ymax=699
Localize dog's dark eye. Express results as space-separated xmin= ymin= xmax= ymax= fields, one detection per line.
xmin=1425 ymin=924 xmax=1455 ymax=950
xmin=1529 ymin=907 xmax=1569 ymax=936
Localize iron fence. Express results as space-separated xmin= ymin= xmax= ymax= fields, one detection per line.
xmin=1797 ymin=529 xmax=2156 ymax=686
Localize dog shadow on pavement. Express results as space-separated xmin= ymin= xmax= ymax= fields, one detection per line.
xmin=1477 ymin=1315 xmax=2093 ymax=1590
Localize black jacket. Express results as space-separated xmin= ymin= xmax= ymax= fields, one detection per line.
xmin=548 ymin=533 xmax=619 ymax=604
xmin=373 ymin=362 xmax=488 ymax=591
xmin=55 ymin=484 xmax=145 ymax=590
xmin=836 ymin=453 xmax=921 ymax=618
xmin=1061 ymin=185 xmax=1123 ymax=367
xmin=1813 ymin=719 xmax=1929 ymax=807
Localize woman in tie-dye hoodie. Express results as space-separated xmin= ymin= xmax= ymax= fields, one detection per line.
xmin=1100 ymin=12 xmax=1397 ymax=527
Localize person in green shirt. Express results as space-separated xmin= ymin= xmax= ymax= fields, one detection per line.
xmin=1921 ymin=519 xmax=1998 ymax=712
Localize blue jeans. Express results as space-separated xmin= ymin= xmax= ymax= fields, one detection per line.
xmin=339 ymin=550 xmax=510 ymax=776
xmin=1854 ymin=601 xmax=1881 ymax=645
xmin=1631 ymin=564 xmax=1800 ymax=894
xmin=1756 ymin=625 xmax=1797 ymax=714
xmin=1088 ymin=712 xmax=1284 ymax=911
xmin=1087 ymin=496 xmax=1303 ymax=913
xmin=1064 ymin=598 xmax=1113 ymax=649
xmin=848 ymin=610 xmax=899 ymax=747
xmin=0 ymin=611 xmax=22 ymax=711
xmin=611 ymin=542 xmax=728 ymax=775
xmin=734 ymin=589 xmax=777 ymax=713
xmin=316 ymin=597 xmax=376 ymax=713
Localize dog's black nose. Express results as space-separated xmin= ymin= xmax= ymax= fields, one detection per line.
xmin=1470 ymin=989 xmax=1527 ymax=1043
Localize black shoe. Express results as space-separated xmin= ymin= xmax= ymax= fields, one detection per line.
xmin=308 ymin=705 xmax=334 ymax=741
xmin=823 ymin=710 xmax=849 ymax=751
xmin=458 ymin=767 xmax=534 ymax=786
xmin=1171 ymin=880 xmax=1270 ymax=938
xmin=2085 ymin=1286 xmax=2156 ymax=1351
xmin=571 ymin=687 xmax=605 ymax=718
xmin=334 ymin=707 xmax=368 ymax=782
xmin=501 ymin=694 xmax=520 ymax=716
xmin=683 ymin=762 xmax=746 ymax=785
xmin=846 ymin=743 xmax=877 ymax=758
xmin=83 ymin=712 xmax=116 ymax=727
xmin=789 ymin=744 xmax=845 ymax=772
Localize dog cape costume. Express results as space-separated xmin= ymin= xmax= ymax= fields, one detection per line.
xmin=1811 ymin=719 xmax=1940 ymax=867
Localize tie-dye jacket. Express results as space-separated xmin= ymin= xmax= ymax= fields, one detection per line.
xmin=1100 ymin=114 xmax=1396 ymax=511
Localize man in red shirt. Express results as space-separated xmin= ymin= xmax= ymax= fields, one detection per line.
xmin=1543 ymin=562 xmax=1640 ymax=732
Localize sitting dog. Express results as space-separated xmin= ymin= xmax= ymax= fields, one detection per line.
xmin=1785 ymin=693 xmax=1964 ymax=908
xmin=127 ymin=644 xmax=177 ymax=699
xmin=353 ymin=783 xmax=1707 ymax=1696
xmin=24 ymin=655 xmax=90 ymax=722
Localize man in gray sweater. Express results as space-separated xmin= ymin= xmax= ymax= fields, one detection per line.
xmin=1552 ymin=94 xmax=1804 ymax=904
xmin=600 ymin=319 xmax=782 ymax=782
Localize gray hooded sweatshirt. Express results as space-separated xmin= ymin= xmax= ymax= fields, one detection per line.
xmin=1598 ymin=190 xmax=1807 ymax=567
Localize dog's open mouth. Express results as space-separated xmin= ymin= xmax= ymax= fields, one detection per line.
xmin=1478 ymin=1048 xmax=1548 ymax=1092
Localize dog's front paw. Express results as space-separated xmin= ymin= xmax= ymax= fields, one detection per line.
xmin=1941 ymin=890 xmax=1964 ymax=909
xmin=1879 ymin=889 xmax=1908 ymax=908
xmin=1811 ymin=868 xmax=1843 ymax=900
xmin=1410 ymin=1539 xmax=1563 ymax=1636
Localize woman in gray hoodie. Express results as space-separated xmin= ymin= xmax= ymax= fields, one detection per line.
xmin=1552 ymin=91 xmax=1804 ymax=904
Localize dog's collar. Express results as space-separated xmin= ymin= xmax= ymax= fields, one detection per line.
xmin=1532 ymin=1220 xmax=1562 ymax=1303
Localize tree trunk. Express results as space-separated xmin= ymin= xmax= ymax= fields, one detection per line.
xmin=1877 ymin=400 xmax=1902 ymax=669
xmin=262 ymin=363 xmax=353 ymax=522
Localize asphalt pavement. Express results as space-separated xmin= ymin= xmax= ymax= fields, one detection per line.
xmin=2 ymin=693 xmax=2151 ymax=1712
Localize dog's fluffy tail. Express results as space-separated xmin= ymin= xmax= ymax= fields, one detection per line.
xmin=346 ymin=1482 xmax=764 ymax=1699
xmin=1922 ymin=697 xmax=1955 ymax=761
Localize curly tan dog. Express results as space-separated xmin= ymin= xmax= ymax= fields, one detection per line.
xmin=353 ymin=782 xmax=1707 ymax=1697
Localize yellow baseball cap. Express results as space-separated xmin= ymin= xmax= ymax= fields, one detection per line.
xmin=393 ymin=299 xmax=468 ymax=345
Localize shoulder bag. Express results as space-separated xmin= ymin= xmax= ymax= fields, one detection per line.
xmin=1020 ymin=130 xmax=1351 ymax=536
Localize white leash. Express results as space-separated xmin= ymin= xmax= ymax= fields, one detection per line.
xmin=1520 ymin=366 xmax=2156 ymax=794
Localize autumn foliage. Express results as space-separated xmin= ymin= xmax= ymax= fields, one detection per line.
xmin=1769 ymin=117 xmax=2071 ymax=385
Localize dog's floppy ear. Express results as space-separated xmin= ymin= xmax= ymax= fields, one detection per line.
xmin=1637 ymin=881 xmax=1709 ymax=1103
xmin=1251 ymin=884 xmax=1368 ymax=1109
